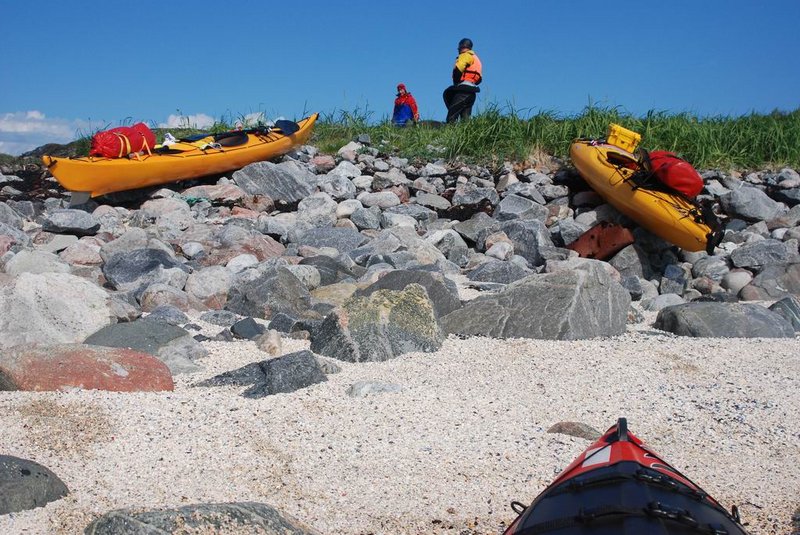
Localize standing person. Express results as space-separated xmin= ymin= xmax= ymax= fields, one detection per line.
xmin=392 ymin=83 xmax=420 ymax=126
xmin=443 ymin=38 xmax=482 ymax=123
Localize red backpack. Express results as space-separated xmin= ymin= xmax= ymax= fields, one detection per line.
xmin=90 ymin=122 xmax=156 ymax=158
xmin=647 ymin=150 xmax=704 ymax=198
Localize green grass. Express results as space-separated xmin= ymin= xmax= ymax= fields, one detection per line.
xmin=312 ymin=104 xmax=800 ymax=170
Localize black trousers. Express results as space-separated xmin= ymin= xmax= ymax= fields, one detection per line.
xmin=443 ymin=85 xmax=479 ymax=123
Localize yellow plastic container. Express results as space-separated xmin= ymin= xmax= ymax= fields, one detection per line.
xmin=606 ymin=124 xmax=641 ymax=153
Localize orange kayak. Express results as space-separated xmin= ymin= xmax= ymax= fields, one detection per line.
xmin=42 ymin=114 xmax=318 ymax=198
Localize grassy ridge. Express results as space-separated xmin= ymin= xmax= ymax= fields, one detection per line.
xmin=312 ymin=105 xmax=800 ymax=170
xmin=11 ymin=106 xmax=797 ymax=171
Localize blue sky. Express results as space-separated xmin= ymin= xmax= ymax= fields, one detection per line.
xmin=2 ymin=0 xmax=799 ymax=155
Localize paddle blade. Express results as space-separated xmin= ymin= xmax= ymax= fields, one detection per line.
xmin=274 ymin=119 xmax=300 ymax=135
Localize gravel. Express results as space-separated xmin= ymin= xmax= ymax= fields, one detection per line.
xmin=0 ymin=312 xmax=797 ymax=534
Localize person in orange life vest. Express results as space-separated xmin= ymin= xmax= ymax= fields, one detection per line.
xmin=392 ymin=83 xmax=419 ymax=126
xmin=443 ymin=38 xmax=482 ymax=123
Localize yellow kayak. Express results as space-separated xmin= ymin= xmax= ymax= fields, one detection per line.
xmin=42 ymin=114 xmax=318 ymax=198
xmin=570 ymin=139 xmax=721 ymax=253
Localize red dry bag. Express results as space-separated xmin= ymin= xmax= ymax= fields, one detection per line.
xmin=649 ymin=151 xmax=704 ymax=198
xmin=90 ymin=122 xmax=156 ymax=158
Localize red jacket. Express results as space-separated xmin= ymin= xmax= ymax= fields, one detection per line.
xmin=393 ymin=92 xmax=419 ymax=124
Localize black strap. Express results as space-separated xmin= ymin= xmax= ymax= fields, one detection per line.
xmin=512 ymin=502 xmax=731 ymax=535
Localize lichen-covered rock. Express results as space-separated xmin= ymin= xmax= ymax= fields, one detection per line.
xmin=311 ymin=284 xmax=443 ymax=362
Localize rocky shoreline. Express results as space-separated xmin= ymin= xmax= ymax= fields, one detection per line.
xmin=0 ymin=138 xmax=799 ymax=534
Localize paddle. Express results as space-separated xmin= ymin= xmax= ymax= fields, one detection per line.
xmin=177 ymin=119 xmax=300 ymax=143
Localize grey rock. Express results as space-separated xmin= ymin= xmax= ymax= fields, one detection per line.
xmin=299 ymin=255 xmax=357 ymax=285
xmin=42 ymin=209 xmax=100 ymax=236
xmin=0 ymin=272 xmax=117 ymax=350
xmin=199 ymin=310 xmax=241 ymax=327
xmin=425 ymin=229 xmax=470 ymax=266
xmin=0 ymin=203 xmax=24 ymax=228
xmin=350 ymin=206 xmax=382 ymax=230
xmin=297 ymin=193 xmax=338 ymax=227
xmin=348 ymin=231 xmax=403 ymax=265
xmin=102 ymin=248 xmax=190 ymax=292
xmin=310 ymin=284 xmax=443 ymax=362
xmin=768 ymin=295 xmax=800 ymax=331
xmin=499 ymin=219 xmax=553 ymax=266
xmin=719 ymin=186 xmax=785 ymax=222
xmin=293 ymin=227 xmax=367 ymax=255
xmin=85 ymin=320 xmax=207 ymax=374
xmin=467 ymin=259 xmax=532 ymax=285
xmin=643 ymin=293 xmax=686 ymax=311
xmin=721 ymin=269 xmax=753 ymax=295
xmin=319 ymin=174 xmax=357 ymax=200
xmin=231 ymin=317 xmax=267 ymax=340
xmin=196 ymin=350 xmax=326 ymax=398
xmin=84 ymin=501 xmax=319 ymax=535
xmin=691 ymin=255 xmax=730 ymax=281
xmin=660 ymin=264 xmax=689 ymax=295
xmin=609 ymin=244 xmax=653 ymax=280
xmin=99 ymin=228 xmax=149 ymax=262
xmin=145 ymin=305 xmax=189 ymax=326
xmin=441 ymin=264 xmax=630 ymax=340
xmin=550 ymin=219 xmax=589 ymax=248
xmin=739 ymin=263 xmax=800 ymax=300
xmin=226 ymin=267 xmax=312 ymax=320
xmin=4 ymin=249 xmax=71 ymax=275
xmin=654 ymin=302 xmax=795 ymax=338
xmin=494 ymin=194 xmax=548 ymax=222
xmin=0 ymin=221 xmax=31 ymax=247
xmin=414 ymin=193 xmax=451 ymax=211
xmin=380 ymin=212 xmax=417 ymax=230
xmin=232 ymin=161 xmax=316 ymax=203
xmin=451 ymin=183 xmax=499 ymax=206
xmin=372 ymin=168 xmax=409 ymax=189
xmin=0 ymin=455 xmax=68 ymax=514
xmin=453 ymin=212 xmax=500 ymax=246
xmin=504 ymin=182 xmax=547 ymax=204
xmin=359 ymin=191 xmax=401 ymax=208
xmin=385 ymin=204 xmax=438 ymax=225
xmin=355 ymin=269 xmax=461 ymax=319
xmin=730 ymin=239 xmax=792 ymax=269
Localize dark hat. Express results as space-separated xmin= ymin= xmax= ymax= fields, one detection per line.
xmin=458 ymin=38 xmax=473 ymax=50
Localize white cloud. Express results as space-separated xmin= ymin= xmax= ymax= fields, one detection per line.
xmin=159 ymin=113 xmax=215 ymax=129
xmin=0 ymin=111 xmax=93 ymax=156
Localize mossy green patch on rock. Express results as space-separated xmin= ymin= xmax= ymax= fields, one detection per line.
xmin=310 ymin=283 xmax=443 ymax=362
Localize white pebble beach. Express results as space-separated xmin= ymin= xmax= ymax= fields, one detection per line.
xmin=0 ymin=307 xmax=798 ymax=535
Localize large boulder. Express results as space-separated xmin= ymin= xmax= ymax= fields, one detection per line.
xmin=440 ymin=263 xmax=630 ymax=340
xmin=654 ymin=302 xmax=795 ymax=338
xmin=85 ymin=320 xmax=207 ymax=374
xmin=0 ymin=272 xmax=117 ymax=350
xmin=739 ymin=263 xmax=800 ymax=300
xmin=310 ymin=284 xmax=444 ymax=362
xmin=232 ymin=161 xmax=317 ymax=204
xmin=730 ymin=239 xmax=793 ymax=270
xmin=41 ymin=209 xmax=100 ymax=236
xmin=195 ymin=350 xmax=327 ymax=398
xmin=102 ymin=248 xmax=190 ymax=292
xmin=719 ymin=186 xmax=785 ymax=222
xmin=4 ymin=249 xmax=71 ymax=275
xmin=0 ymin=455 xmax=69 ymax=514
xmin=0 ymin=343 xmax=174 ymax=391
xmin=85 ymin=502 xmax=320 ymax=535
xmin=226 ymin=267 xmax=313 ymax=320
xmin=769 ymin=295 xmax=800 ymax=331
xmin=354 ymin=269 xmax=462 ymax=319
